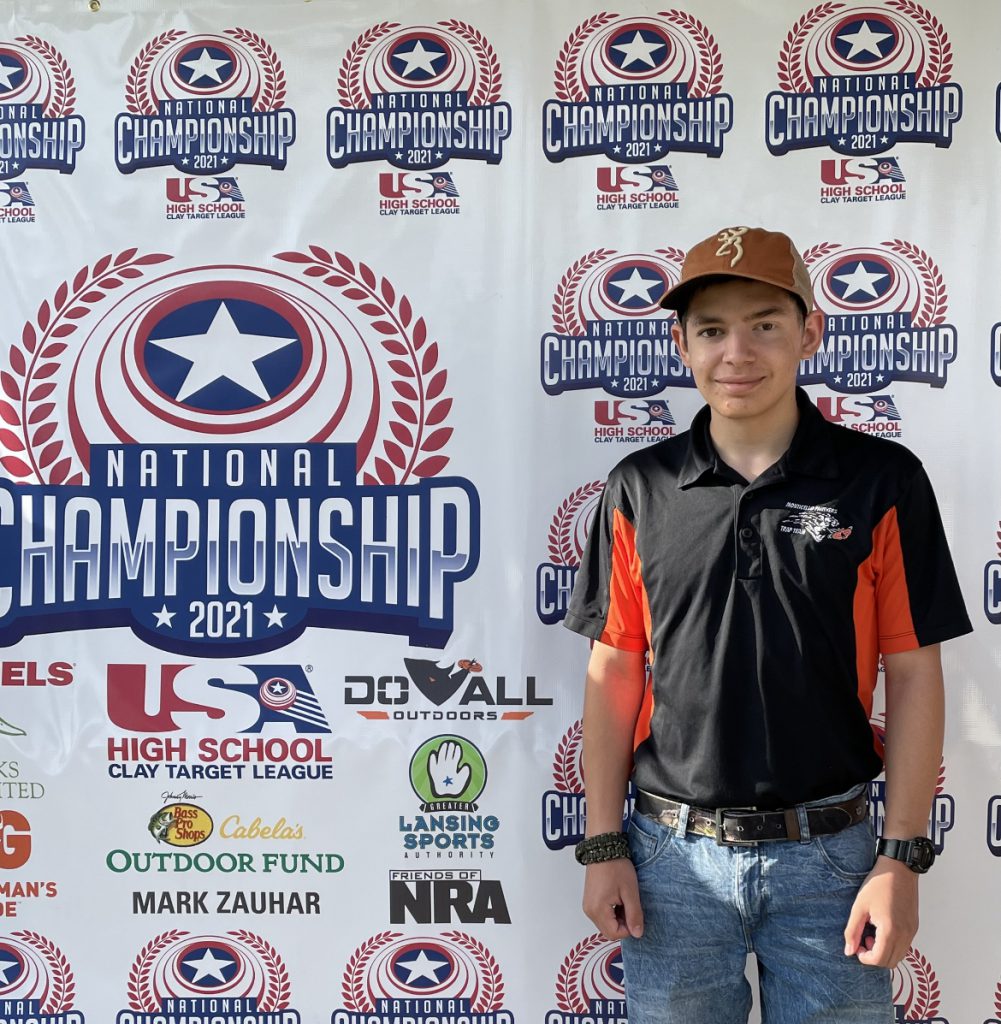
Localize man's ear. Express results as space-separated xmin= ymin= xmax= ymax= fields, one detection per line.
xmin=800 ymin=309 xmax=825 ymax=358
xmin=671 ymin=321 xmax=691 ymax=368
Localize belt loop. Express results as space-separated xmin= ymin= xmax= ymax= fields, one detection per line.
xmin=795 ymin=803 xmax=810 ymax=843
xmin=674 ymin=802 xmax=691 ymax=837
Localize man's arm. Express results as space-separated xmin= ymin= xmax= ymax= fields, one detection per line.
xmin=844 ymin=643 xmax=945 ymax=968
xmin=580 ymin=640 xmax=648 ymax=941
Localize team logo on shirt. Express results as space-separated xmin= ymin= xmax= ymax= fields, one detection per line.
xmin=819 ymin=154 xmax=906 ymax=206
xmin=799 ymin=240 xmax=956 ymax=394
xmin=892 ymin=946 xmax=946 ymax=1023
xmin=0 ymin=932 xmax=81 ymax=1024
xmin=767 ymin=1 xmax=962 ymax=157
xmin=816 ymin=392 xmax=903 ymax=437
xmin=547 ymin=934 xmax=625 ymax=1024
xmin=779 ymin=503 xmax=853 ymax=542
xmin=536 ymin=482 xmax=603 ymax=625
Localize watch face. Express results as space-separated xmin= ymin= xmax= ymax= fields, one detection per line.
xmin=911 ymin=837 xmax=935 ymax=872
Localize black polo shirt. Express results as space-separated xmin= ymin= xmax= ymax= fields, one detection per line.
xmin=565 ymin=389 xmax=971 ymax=808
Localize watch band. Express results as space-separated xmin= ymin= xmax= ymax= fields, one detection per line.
xmin=876 ymin=836 xmax=935 ymax=873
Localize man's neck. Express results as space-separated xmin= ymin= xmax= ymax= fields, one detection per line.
xmin=708 ymin=398 xmax=800 ymax=483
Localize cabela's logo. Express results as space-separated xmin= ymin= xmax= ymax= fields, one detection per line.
xmin=115 ymin=30 xmax=295 ymax=174
xmin=767 ymin=1 xmax=962 ymax=156
xmin=332 ymin=931 xmax=511 ymax=1024
xmin=149 ymin=803 xmax=213 ymax=847
xmin=536 ymin=482 xmax=603 ymax=625
xmin=328 ymin=21 xmax=510 ymax=172
xmin=0 ymin=38 xmax=84 ymax=179
xmin=0 ymin=932 xmax=81 ymax=1024
xmin=541 ymin=248 xmax=691 ymax=398
xmin=120 ymin=931 xmax=298 ymax=1024
xmin=0 ymin=247 xmax=479 ymax=655
xmin=547 ymin=934 xmax=625 ymax=1024
xmin=798 ymin=240 xmax=955 ymax=394
xmin=892 ymin=946 xmax=946 ymax=1023
xmin=984 ymin=521 xmax=1001 ymax=627
xmin=543 ymin=11 xmax=732 ymax=163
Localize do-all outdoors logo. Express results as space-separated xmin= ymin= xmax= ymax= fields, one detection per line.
xmin=0 ymin=246 xmax=479 ymax=655
xmin=541 ymin=248 xmax=691 ymax=399
xmin=115 ymin=29 xmax=295 ymax=173
xmin=536 ymin=482 xmax=603 ymax=626
xmin=819 ymin=154 xmax=906 ymax=206
xmin=547 ymin=934 xmax=625 ymax=1024
xmin=0 ymin=932 xmax=82 ymax=1024
xmin=767 ymin=1 xmax=962 ymax=157
xmin=799 ymin=240 xmax=955 ymax=394
xmin=892 ymin=946 xmax=947 ymax=1023
xmin=120 ymin=931 xmax=298 ymax=1024
xmin=816 ymin=391 xmax=903 ymax=438
xmin=332 ymin=931 xmax=511 ymax=1024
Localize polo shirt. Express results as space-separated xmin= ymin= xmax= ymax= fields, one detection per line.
xmin=564 ymin=389 xmax=972 ymax=809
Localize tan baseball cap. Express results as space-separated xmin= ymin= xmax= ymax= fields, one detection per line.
xmin=659 ymin=226 xmax=815 ymax=313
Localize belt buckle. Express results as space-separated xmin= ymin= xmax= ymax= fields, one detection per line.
xmin=714 ymin=806 xmax=761 ymax=846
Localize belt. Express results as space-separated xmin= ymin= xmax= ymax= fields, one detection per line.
xmin=635 ymin=789 xmax=868 ymax=846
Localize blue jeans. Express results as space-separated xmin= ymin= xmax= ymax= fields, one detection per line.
xmin=622 ymin=788 xmax=892 ymax=1024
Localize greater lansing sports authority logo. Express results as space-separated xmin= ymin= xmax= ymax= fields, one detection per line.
xmin=332 ymin=931 xmax=511 ymax=1024
xmin=780 ymin=503 xmax=853 ymax=542
xmin=767 ymin=0 xmax=962 ymax=157
xmin=0 ymin=37 xmax=85 ymax=179
xmin=115 ymin=29 xmax=295 ymax=174
xmin=541 ymin=248 xmax=692 ymax=398
xmin=892 ymin=946 xmax=947 ymax=1023
xmin=799 ymin=240 xmax=956 ymax=394
xmin=0 ymin=932 xmax=81 ymax=1024
xmin=548 ymin=934 xmax=625 ymax=1024
xmin=536 ymin=482 xmax=603 ymax=625
xmin=0 ymin=247 xmax=478 ymax=655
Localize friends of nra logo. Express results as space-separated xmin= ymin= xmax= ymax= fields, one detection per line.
xmin=541 ymin=248 xmax=692 ymax=399
xmin=594 ymin=397 xmax=677 ymax=443
xmin=165 ymin=175 xmax=246 ymax=220
xmin=798 ymin=240 xmax=956 ymax=394
xmin=388 ymin=869 xmax=510 ymax=925
xmin=0 ymin=932 xmax=82 ymax=1024
xmin=766 ymin=1 xmax=962 ymax=157
xmin=345 ymin=654 xmax=551 ymax=722
xmin=816 ymin=392 xmax=903 ymax=438
xmin=105 ymin=663 xmax=334 ymax=782
xmin=328 ymin=21 xmax=511 ymax=174
xmin=118 ymin=931 xmax=300 ymax=1024
xmin=892 ymin=946 xmax=947 ymax=1023
xmin=378 ymin=172 xmax=460 ymax=216
xmin=543 ymin=11 xmax=733 ymax=165
xmin=0 ymin=180 xmax=35 ymax=223
xmin=819 ymin=154 xmax=906 ymax=205
xmin=0 ymin=38 xmax=85 ymax=179
xmin=331 ymin=931 xmax=511 ymax=1024
xmin=536 ymin=482 xmax=603 ymax=626
xmin=115 ymin=30 xmax=295 ymax=174
xmin=401 ymin=735 xmax=498 ymax=860
xmin=595 ymin=164 xmax=679 ymax=213
xmin=0 ymin=247 xmax=479 ymax=655
xmin=547 ymin=934 xmax=625 ymax=1024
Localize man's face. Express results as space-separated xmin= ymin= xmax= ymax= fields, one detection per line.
xmin=671 ymin=279 xmax=824 ymax=424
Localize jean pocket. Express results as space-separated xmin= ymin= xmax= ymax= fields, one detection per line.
xmin=627 ymin=811 xmax=672 ymax=870
xmin=813 ymin=821 xmax=877 ymax=882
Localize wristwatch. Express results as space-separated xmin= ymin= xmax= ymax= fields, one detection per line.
xmin=876 ymin=836 xmax=935 ymax=873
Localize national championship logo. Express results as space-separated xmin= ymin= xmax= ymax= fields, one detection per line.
xmin=767 ymin=1 xmax=962 ymax=157
xmin=541 ymin=248 xmax=691 ymax=398
xmin=0 ymin=37 xmax=84 ymax=179
xmin=120 ymin=930 xmax=298 ymax=1024
xmin=115 ymin=30 xmax=296 ymax=174
xmin=0 ymin=247 xmax=479 ymax=655
xmin=332 ymin=931 xmax=512 ymax=1024
xmin=0 ymin=932 xmax=81 ymax=1024
xmin=547 ymin=934 xmax=625 ymax=1024
xmin=892 ymin=947 xmax=947 ymax=1023
xmin=536 ymin=482 xmax=603 ymax=625
xmin=798 ymin=240 xmax=956 ymax=394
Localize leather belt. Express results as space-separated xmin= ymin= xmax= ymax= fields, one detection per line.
xmin=635 ymin=789 xmax=868 ymax=846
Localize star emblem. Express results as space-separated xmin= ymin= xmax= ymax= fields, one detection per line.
xmin=153 ymin=605 xmax=176 ymax=628
xmin=0 ymin=951 xmax=21 ymax=984
xmin=392 ymin=40 xmax=446 ymax=78
xmin=182 ymin=947 xmax=235 ymax=983
xmin=181 ymin=47 xmax=231 ymax=85
xmin=611 ymin=31 xmax=665 ymax=69
xmin=610 ymin=268 xmax=662 ymax=304
xmin=396 ymin=949 xmax=451 ymax=984
xmin=833 ymin=262 xmax=887 ymax=300
xmin=264 ymin=605 xmax=287 ymax=629
xmin=0 ymin=58 xmax=22 ymax=91
xmin=837 ymin=20 xmax=893 ymax=61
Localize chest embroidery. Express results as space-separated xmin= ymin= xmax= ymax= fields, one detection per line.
xmin=779 ymin=502 xmax=853 ymax=542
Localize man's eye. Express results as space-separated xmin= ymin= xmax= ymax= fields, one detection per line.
xmin=699 ymin=327 xmax=721 ymax=338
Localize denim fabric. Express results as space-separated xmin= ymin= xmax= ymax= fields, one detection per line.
xmin=621 ymin=790 xmax=892 ymax=1024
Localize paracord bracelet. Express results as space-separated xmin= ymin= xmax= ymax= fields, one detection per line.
xmin=574 ymin=831 xmax=630 ymax=865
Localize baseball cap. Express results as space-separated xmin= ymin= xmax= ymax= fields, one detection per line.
xmin=659 ymin=226 xmax=815 ymax=313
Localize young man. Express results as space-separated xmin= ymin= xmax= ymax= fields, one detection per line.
xmin=563 ymin=226 xmax=971 ymax=1023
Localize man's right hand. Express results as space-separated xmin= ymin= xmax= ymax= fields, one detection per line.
xmin=582 ymin=857 xmax=644 ymax=940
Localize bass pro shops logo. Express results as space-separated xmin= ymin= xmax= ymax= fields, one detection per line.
xmin=332 ymin=931 xmax=511 ymax=1024
xmin=0 ymin=247 xmax=478 ymax=655
xmin=0 ymin=932 xmax=82 ymax=1024
xmin=547 ymin=934 xmax=625 ymax=1024
xmin=536 ymin=482 xmax=603 ymax=625
xmin=798 ymin=240 xmax=956 ymax=394
xmin=892 ymin=946 xmax=947 ymax=1023
xmin=766 ymin=1 xmax=962 ymax=157
xmin=328 ymin=21 xmax=510 ymax=171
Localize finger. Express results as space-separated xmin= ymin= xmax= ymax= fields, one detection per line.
xmin=619 ymin=887 xmax=644 ymax=939
xmin=843 ymin=904 xmax=868 ymax=956
xmin=856 ymin=927 xmax=893 ymax=968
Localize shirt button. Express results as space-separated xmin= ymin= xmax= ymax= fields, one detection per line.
xmin=740 ymin=527 xmax=755 ymax=540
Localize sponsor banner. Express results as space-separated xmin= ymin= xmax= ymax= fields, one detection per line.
xmin=546 ymin=934 xmax=625 ymax=1024
xmin=388 ymin=868 xmax=510 ymax=925
xmin=536 ymin=482 xmax=602 ymax=626
xmin=0 ymin=932 xmax=82 ymax=1023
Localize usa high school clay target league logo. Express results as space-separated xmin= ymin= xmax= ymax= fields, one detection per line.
xmin=0 ymin=932 xmax=78 ymax=1023
xmin=543 ymin=11 xmax=732 ymax=162
xmin=328 ymin=21 xmax=510 ymax=170
xmin=552 ymin=934 xmax=625 ymax=1018
xmin=536 ymin=481 xmax=602 ymax=625
xmin=541 ymin=247 xmax=692 ymax=398
xmin=798 ymin=239 xmax=955 ymax=394
xmin=892 ymin=947 xmax=944 ymax=1023
xmin=115 ymin=29 xmax=295 ymax=173
xmin=767 ymin=1 xmax=961 ymax=156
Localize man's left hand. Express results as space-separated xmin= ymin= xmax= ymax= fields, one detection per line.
xmin=843 ymin=856 xmax=919 ymax=968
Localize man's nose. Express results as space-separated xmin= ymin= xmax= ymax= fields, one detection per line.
xmin=722 ymin=326 xmax=754 ymax=361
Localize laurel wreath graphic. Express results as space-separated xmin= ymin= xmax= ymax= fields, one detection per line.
xmin=886 ymin=0 xmax=953 ymax=86
xmin=553 ymin=249 xmax=616 ymax=335
xmin=777 ymin=2 xmax=846 ymax=93
xmin=995 ymin=978 xmax=1001 ymax=1017
xmin=554 ymin=13 xmax=618 ymax=102
xmin=11 ymin=931 xmax=75 ymax=1013
xmin=802 ymin=242 xmax=842 ymax=267
xmin=442 ymin=931 xmax=504 ymax=1011
xmin=440 ymin=20 xmax=503 ymax=105
xmin=128 ymin=929 xmax=188 ymax=1011
xmin=556 ymin=933 xmax=610 ymax=1013
xmin=342 ymin=930 xmax=401 ymax=1011
xmin=276 ymin=246 xmax=452 ymax=484
xmin=125 ymin=29 xmax=186 ymax=115
xmin=232 ymin=929 xmax=291 ymax=1010
xmin=549 ymin=481 xmax=604 ymax=566
xmin=18 ymin=36 xmax=77 ymax=118
xmin=228 ymin=28 xmax=288 ymax=111
xmin=900 ymin=947 xmax=940 ymax=1019
xmin=553 ymin=720 xmax=584 ymax=792
xmin=661 ymin=10 xmax=723 ymax=97
xmin=337 ymin=22 xmax=399 ymax=109
xmin=884 ymin=239 xmax=947 ymax=326
xmin=0 ymin=249 xmax=172 ymax=485
xmin=996 ymin=521 xmax=1001 ymax=559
